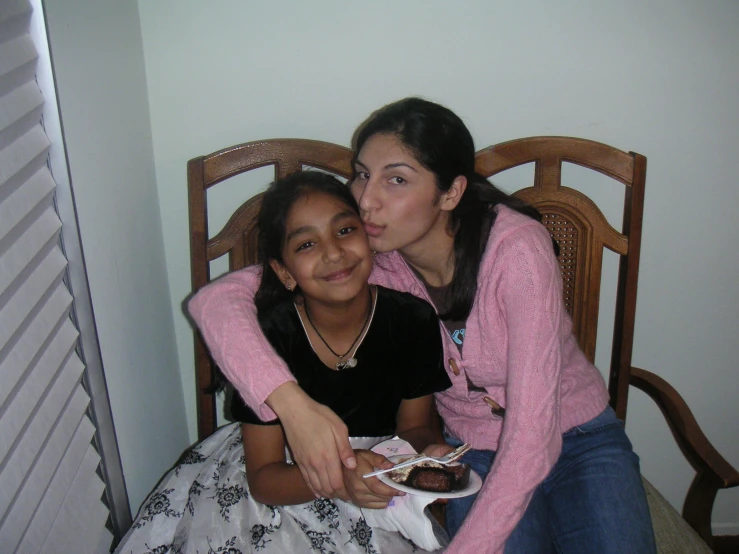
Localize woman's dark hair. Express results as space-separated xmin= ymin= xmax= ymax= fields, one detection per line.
xmin=354 ymin=97 xmax=545 ymax=321
xmin=254 ymin=171 xmax=361 ymax=314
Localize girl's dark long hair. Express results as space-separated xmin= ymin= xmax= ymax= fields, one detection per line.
xmin=212 ymin=171 xmax=358 ymax=395
xmin=253 ymin=171 xmax=361 ymax=315
xmin=354 ymin=97 xmax=544 ymax=321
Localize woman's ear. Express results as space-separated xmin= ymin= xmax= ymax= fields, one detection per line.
xmin=440 ymin=176 xmax=467 ymax=212
xmin=269 ymin=259 xmax=296 ymax=291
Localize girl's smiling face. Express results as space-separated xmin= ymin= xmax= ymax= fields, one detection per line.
xmin=349 ymin=133 xmax=451 ymax=256
xmin=271 ymin=191 xmax=372 ymax=306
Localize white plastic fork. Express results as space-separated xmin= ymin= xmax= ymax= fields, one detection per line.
xmin=362 ymin=443 xmax=471 ymax=478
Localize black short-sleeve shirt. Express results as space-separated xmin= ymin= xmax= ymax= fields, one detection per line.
xmin=232 ymin=286 xmax=450 ymax=437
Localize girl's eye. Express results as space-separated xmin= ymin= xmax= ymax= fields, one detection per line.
xmin=390 ymin=176 xmax=406 ymax=185
xmin=295 ymin=241 xmax=314 ymax=252
xmin=353 ymin=171 xmax=369 ymax=182
xmin=337 ymin=226 xmax=355 ymax=237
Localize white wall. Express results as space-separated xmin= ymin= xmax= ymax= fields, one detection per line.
xmin=43 ymin=1 xmax=190 ymax=513
xmin=133 ymin=0 xmax=739 ymax=532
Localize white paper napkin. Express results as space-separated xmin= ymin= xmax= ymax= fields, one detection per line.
xmin=361 ymin=437 xmax=443 ymax=551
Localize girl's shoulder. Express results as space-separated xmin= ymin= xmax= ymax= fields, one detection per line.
xmin=375 ymin=285 xmax=437 ymax=321
xmin=257 ymin=298 xmax=301 ymax=343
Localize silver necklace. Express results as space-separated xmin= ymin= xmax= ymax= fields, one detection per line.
xmin=296 ymin=287 xmax=376 ymax=370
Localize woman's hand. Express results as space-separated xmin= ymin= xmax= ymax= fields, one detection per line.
xmin=267 ymin=382 xmax=356 ymax=500
xmin=343 ymin=450 xmax=403 ymax=509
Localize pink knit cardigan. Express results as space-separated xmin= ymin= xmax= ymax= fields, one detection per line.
xmin=189 ymin=205 xmax=609 ymax=553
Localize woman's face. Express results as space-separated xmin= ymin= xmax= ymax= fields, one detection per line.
xmin=272 ymin=191 xmax=373 ymax=305
xmin=350 ymin=133 xmax=449 ymax=255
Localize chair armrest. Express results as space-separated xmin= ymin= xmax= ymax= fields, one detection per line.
xmin=630 ymin=366 xmax=738 ymax=486
xmin=630 ymin=366 xmax=739 ymax=546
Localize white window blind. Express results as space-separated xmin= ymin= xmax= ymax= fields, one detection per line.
xmin=0 ymin=1 xmax=129 ymax=552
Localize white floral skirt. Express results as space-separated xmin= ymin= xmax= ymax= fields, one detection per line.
xmin=116 ymin=423 xmax=442 ymax=554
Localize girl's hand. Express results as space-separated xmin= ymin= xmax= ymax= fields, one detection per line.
xmin=421 ymin=443 xmax=455 ymax=458
xmin=343 ymin=450 xmax=403 ymax=509
xmin=267 ymin=383 xmax=356 ymax=500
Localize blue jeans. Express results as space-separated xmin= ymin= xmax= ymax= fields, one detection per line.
xmin=445 ymin=407 xmax=656 ymax=553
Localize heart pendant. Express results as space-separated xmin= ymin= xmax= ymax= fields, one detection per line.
xmin=335 ymin=357 xmax=358 ymax=371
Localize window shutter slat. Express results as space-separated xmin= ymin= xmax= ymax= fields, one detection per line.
xmin=40 ymin=444 xmax=113 ymax=554
xmin=0 ymin=80 xmax=44 ymax=150
xmin=0 ymin=319 xmax=79 ymax=459
xmin=19 ymin=444 xmax=101 ymax=552
xmin=0 ymin=33 xmax=37 ymax=98
xmin=0 ymin=389 xmax=94 ymax=551
xmin=0 ymin=247 xmax=67 ymax=352
xmin=0 ymin=206 xmax=61 ymax=295
xmin=0 ymin=168 xmax=55 ymax=243
xmin=0 ymin=125 xmax=50 ymax=202
xmin=0 ymin=283 xmax=71 ymax=408
xmin=0 ymin=336 xmax=82 ymax=515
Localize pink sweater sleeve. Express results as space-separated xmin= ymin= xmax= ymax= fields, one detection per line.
xmin=447 ymin=224 xmax=565 ymax=554
xmin=187 ymin=266 xmax=295 ymax=421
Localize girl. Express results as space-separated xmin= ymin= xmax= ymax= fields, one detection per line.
xmin=189 ymin=98 xmax=657 ymax=553
xmin=118 ymin=171 xmax=452 ymax=553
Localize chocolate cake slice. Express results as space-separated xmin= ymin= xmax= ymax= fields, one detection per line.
xmin=389 ymin=460 xmax=471 ymax=493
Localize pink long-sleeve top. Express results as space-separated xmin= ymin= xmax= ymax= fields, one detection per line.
xmin=188 ymin=204 xmax=609 ymax=553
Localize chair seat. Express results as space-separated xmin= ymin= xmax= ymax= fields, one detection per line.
xmin=643 ymin=477 xmax=711 ymax=553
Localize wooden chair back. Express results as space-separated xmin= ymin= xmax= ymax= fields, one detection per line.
xmin=188 ymin=140 xmax=353 ymax=439
xmin=189 ymin=137 xmax=645 ymax=439
xmin=476 ymin=137 xmax=646 ymax=420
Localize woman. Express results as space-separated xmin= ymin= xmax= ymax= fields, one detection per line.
xmin=189 ymin=98 xmax=656 ymax=553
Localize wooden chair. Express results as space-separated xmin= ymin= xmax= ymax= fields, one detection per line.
xmin=188 ymin=139 xmax=354 ymax=437
xmin=188 ymin=137 xmax=738 ymax=553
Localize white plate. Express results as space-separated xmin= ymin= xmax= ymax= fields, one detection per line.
xmin=375 ymin=455 xmax=483 ymax=499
